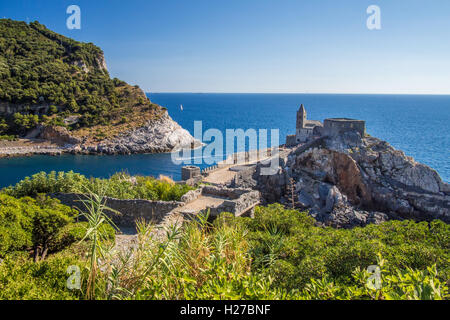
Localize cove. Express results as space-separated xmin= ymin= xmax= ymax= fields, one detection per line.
xmin=0 ymin=152 xmax=212 ymax=189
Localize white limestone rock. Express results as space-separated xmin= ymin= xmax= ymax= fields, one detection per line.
xmin=93 ymin=111 xmax=200 ymax=154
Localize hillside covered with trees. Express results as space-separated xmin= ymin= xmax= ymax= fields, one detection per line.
xmin=0 ymin=19 xmax=162 ymax=140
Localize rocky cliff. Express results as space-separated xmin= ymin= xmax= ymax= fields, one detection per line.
xmin=74 ymin=111 xmax=199 ymax=154
xmin=233 ymin=132 xmax=449 ymax=228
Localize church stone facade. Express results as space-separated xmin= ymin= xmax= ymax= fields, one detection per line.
xmin=295 ymin=104 xmax=323 ymax=143
xmin=323 ymin=118 xmax=365 ymax=137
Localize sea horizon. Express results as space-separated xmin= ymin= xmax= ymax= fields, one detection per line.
xmin=148 ymin=92 xmax=450 ymax=96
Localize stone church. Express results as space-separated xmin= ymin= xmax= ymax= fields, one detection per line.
xmin=285 ymin=104 xmax=366 ymax=147
xmin=295 ymin=104 xmax=323 ymax=143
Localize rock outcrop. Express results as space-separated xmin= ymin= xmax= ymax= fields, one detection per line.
xmin=234 ymin=132 xmax=449 ymax=228
xmin=78 ymin=111 xmax=199 ymax=155
xmin=1 ymin=108 xmax=198 ymax=157
xmin=40 ymin=126 xmax=82 ymax=145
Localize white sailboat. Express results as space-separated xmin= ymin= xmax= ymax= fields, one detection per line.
xmin=180 ymin=104 xmax=183 ymax=111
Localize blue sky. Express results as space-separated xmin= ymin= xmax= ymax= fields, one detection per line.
xmin=1 ymin=0 xmax=450 ymax=94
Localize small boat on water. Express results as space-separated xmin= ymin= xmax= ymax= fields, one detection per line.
xmin=180 ymin=104 xmax=183 ymax=111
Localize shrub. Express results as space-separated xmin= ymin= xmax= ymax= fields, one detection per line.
xmin=302 ymin=254 xmax=449 ymax=300
xmin=98 ymin=213 xmax=295 ymax=300
xmin=50 ymin=221 xmax=115 ymax=253
xmin=0 ymin=251 xmax=84 ymax=300
xmin=0 ymin=194 xmax=76 ymax=259
xmin=48 ymin=105 xmax=58 ymax=115
xmin=2 ymin=171 xmax=195 ymax=201
xmin=76 ymin=209 xmax=449 ymax=300
xmin=0 ymin=134 xmax=17 ymax=141
xmin=240 ymin=204 xmax=450 ymax=291
xmin=31 ymin=195 xmax=75 ymax=261
xmin=12 ymin=112 xmax=39 ymax=133
xmin=2 ymin=171 xmax=88 ymax=198
xmin=0 ymin=195 xmax=34 ymax=256
xmin=0 ymin=119 xmax=8 ymax=134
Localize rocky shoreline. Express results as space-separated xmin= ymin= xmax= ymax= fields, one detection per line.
xmin=0 ymin=111 xmax=200 ymax=158
xmin=0 ymin=146 xmax=66 ymax=158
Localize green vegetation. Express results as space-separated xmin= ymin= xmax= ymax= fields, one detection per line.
xmin=2 ymin=171 xmax=195 ymax=201
xmin=232 ymin=204 xmax=450 ymax=298
xmin=0 ymin=194 xmax=76 ymax=260
xmin=0 ymin=183 xmax=448 ymax=300
xmin=0 ymin=119 xmax=9 ymax=134
xmin=12 ymin=112 xmax=39 ymax=134
xmin=0 ymin=251 xmax=84 ymax=300
xmin=0 ymin=19 xmax=160 ymax=135
xmin=0 ymin=134 xmax=17 ymax=141
xmin=0 ymin=192 xmax=115 ymax=300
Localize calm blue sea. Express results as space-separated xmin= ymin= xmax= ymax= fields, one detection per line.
xmin=0 ymin=93 xmax=448 ymax=188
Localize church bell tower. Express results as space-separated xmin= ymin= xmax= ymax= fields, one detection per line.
xmin=296 ymin=104 xmax=306 ymax=130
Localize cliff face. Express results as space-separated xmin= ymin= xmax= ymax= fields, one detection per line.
xmin=237 ymin=132 xmax=449 ymax=228
xmin=76 ymin=111 xmax=199 ymax=154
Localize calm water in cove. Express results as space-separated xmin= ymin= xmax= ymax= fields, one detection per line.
xmin=0 ymin=93 xmax=448 ymax=188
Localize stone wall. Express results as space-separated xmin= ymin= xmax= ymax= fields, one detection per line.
xmin=323 ymin=118 xmax=366 ymax=137
xmin=220 ymin=148 xmax=274 ymax=166
xmin=232 ymin=190 xmax=261 ymax=216
xmin=201 ymin=186 xmax=261 ymax=217
xmin=180 ymin=187 xmax=203 ymax=203
xmin=182 ymin=166 xmax=201 ymax=181
xmin=296 ymin=127 xmax=313 ymax=143
xmin=293 ymin=136 xmax=327 ymax=156
xmin=202 ymin=185 xmax=251 ymax=200
xmin=286 ymin=134 xmax=297 ymax=147
xmin=51 ymin=193 xmax=183 ymax=227
xmin=201 ymin=165 xmax=220 ymax=175
xmin=40 ymin=126 xmax=81 ymax=145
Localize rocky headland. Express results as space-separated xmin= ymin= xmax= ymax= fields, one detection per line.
xmin=0 ymin=19 xmax=198 ymax=158
xmin=0 ymin=110 xmax=199 ymax=157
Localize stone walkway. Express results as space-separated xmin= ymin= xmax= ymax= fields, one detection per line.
xmin=203 ymin=166 xmax=237 ymax=185
xmin=174 ymin=195 xmax=226 ymax=214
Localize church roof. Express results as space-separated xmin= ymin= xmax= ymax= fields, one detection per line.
xmin=304 ymin=120 xmax=323 ymax=128
xmin=299 ymin=104 xmax=306 ymax=114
